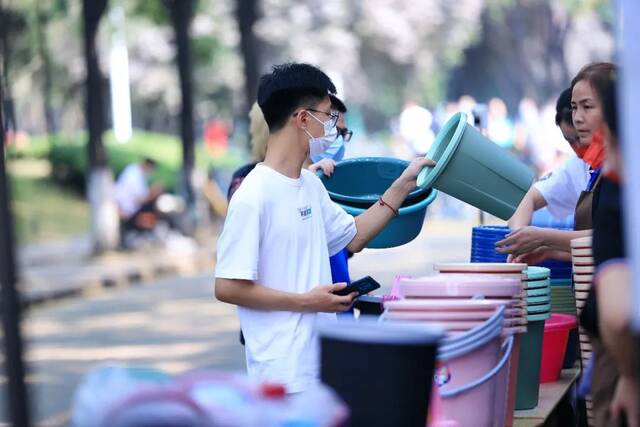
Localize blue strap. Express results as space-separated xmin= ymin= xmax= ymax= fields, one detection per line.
xmin=586 ymin=167 xmax=602 ymax=192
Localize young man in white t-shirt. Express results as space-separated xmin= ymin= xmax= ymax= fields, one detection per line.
xmin=214 ymin=63 xmax=434 ymax=393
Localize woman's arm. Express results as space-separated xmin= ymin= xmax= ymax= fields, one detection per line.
xmin=508 ymin=187 xmax=548 ymax=229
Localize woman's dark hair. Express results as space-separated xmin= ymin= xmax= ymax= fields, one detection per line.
xmin=257 ymin=63 xmax=336 ymax=132
xmin=555 ymin=88 xmax=573 ymax=126
xmin=570 ymin=62 xmax=616 ymax=105
xmin=571 ymin=62 xmax=618 ymax=144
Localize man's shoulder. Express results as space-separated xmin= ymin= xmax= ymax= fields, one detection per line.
xmin=301 ymin=168 xmax=326 ymax=191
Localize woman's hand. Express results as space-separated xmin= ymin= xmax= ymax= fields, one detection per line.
xmin=495 ymin=226 xmax=547 ymax=256
xmin=309 ymin=158 xmax=336 ymax=176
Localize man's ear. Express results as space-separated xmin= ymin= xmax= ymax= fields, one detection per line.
xmin=293 ymin=108 xmax=308 ymax=130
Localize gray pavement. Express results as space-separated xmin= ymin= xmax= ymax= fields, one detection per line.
xmin=1 ymin=217 xmax=476 ymax=427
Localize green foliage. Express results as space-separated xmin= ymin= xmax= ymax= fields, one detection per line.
xmin=10 ymin=170 xmax=89 ymax=244
xmin=5 ymin=135 xmax=53 ymax=159
xmin=47 ymin=131 xmax=243 ymax=192
xmin=130 ymin=0 xmax=169 ymax=25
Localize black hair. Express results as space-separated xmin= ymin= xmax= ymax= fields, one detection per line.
xmin=572 ymin=63 xmax=618 ymax=144
xmin=257 ymin=63 xmax=336 ymax=132
xmin=143 ymin=157 xmax=157 ymax=168
xmin=330 ymin=94 xmax=347 ymax=113
xmin=555 ymin=88 xmax=573 ymax=126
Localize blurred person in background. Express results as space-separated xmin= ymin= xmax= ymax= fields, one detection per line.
xmin=507 ymin=88 xmax=589 ymax=230
xmin=497 ymin=63 xmax=615 ymax=264
xmin=398 ymin=100 xmax=436 ymax=155
xmin=487 ymin=97 xmax=514 ymax=149
xmin=515 ymin=97 xmax=556 ymax=174
xmin=115 ymin=158 xmax=164 ymax=245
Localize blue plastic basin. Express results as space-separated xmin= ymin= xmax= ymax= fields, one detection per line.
xmin=336 ymin=188 xmax=437 ymax=248
xmin=319 ymin=157 xmax=429 ymax=207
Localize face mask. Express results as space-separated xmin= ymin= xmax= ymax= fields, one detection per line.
xmin=310 ymin=136 xmax=345 ymax=163
xmin=304 ymin=112 xmax=337 ymax=159
xmin=583 ymin=127 xmax=605 ymax=169
xmin=573 ymin=144 xmax=589 ymax=158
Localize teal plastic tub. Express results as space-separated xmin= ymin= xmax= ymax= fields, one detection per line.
xmin=417 ymin=112 xmax=534 ymax=220
xmin=337 ymin=189 xmax=437 ymax=249
xmin=319 ymin=157 xmax=429 ymax=208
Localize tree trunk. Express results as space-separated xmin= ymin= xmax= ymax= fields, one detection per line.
xmin=236 ymin=0 xmax=261 ymax=116
xmin=0 ymin=64 xmax=32 ymax=427
xmin=82 ymin=0 xmax=119 ymax=253
xmin=0 ymin=0 xmax=17 ymax=134
xmin=35 ymin=3 xmax=57 ymax=135
xmin=165 ymin=0 xmax=196 ymax=234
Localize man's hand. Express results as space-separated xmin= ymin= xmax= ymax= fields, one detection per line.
xmin=610 ymin=376 xmax=640 ymax=427
xmin=301 ymin=283 xmax=357 ymax=313
xmin=495 ymin=226 xmax=546 ymax=256
xmin=309 ymin=159 xmax=336 ymax=176
xmin=397 ymin=157 xmax=436 ymax=190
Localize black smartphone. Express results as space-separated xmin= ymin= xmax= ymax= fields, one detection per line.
xmin=333 ymin=276 xmax=381 ymax=297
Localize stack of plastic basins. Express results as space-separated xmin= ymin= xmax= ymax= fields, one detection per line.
xmin=383 ymin=274 xmax=523 ymax=427
xmin=571 ymin=235 xmax=595 ymax=425
xmin=515 ymin=267 xmax=552 ymax=410
xmin=470 ymin=225 xmax=578 ymax=368
xmin=433 ymin=263 xmax=527 ymax=427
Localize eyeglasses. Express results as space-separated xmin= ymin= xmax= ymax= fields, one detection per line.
xmin=337 ymin=127 xmax=353 ymax=142
xmin=293 ymin=108 xmax=339 ymax=128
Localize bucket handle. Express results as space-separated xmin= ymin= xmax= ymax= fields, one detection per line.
xmin=440 ymin=335 xmax=513 ymax=398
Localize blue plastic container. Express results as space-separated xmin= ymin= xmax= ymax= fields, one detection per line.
xmin=337 ymin=188 xmax=437 ymax=248
xmin=319 ymin=157 xmax=429 ymax=207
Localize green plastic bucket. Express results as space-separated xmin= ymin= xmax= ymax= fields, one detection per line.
xmin=515 ymin=319 xmax=546 ymax=409
xmin=417 ymin=112 xmax=534 ymax=220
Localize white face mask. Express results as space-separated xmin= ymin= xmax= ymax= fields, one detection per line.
xmin=304 ymin=112 xmax=337 ymax=159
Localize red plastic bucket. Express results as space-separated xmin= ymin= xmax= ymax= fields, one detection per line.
xmin=540 ymin=314 xmax=577 ymax=383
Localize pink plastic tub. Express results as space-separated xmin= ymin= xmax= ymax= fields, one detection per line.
xmin=399 ymin=276 xmax=522 ymax=299
xmin=440 ymin=335 xmax=514 ymax=427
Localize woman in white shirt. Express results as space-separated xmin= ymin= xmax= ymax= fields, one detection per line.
xmin=508 ymin=88 xmax=589 ymax=229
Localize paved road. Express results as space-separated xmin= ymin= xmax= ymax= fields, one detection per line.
xmin=0 ymin=217 xmax=476 ymax=426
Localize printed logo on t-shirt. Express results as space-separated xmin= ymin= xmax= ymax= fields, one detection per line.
xmin=298 ymin=206 xmax=312 ymax=220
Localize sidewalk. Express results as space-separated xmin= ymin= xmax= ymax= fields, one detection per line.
xmin=16 ymin=228 xmax=219 ymax=308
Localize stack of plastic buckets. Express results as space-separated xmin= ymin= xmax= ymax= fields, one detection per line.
xmin=470 ymin=225 xmax=578 ymax=368
xmin=515 ymin=267 xmax=552 ymax=410
xmin=571 ymin=236 xmax=595 ymax=424
xmin=433 ymin=263 xmax=527 ymax=426
xmin=382 ymin=274 xmax=523 ymax=427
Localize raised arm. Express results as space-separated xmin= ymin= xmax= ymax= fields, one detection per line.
xmin=508 ymin=187 xmax=548 ymax=229
xmin=347 ymin=157 xmax=434 ymax=253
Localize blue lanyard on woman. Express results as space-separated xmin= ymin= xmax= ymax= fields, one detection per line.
xmin=586 ymin=167 xmax=602 ymax=192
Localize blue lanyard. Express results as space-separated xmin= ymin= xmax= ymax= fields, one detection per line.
xmin=586 ymin=167 xmax=602 ymax=192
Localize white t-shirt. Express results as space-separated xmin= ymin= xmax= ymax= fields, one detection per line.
xmin=215 ymin=164 xmax=357 ymax=393
xmin=115 ymin=164 xmax=149 ymax=218
xmin=534 ymin=155 xmax=589 ymax=219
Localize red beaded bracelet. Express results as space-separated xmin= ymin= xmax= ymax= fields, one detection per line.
xmin=378 ymin=197 xmax=398 ymax=216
